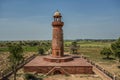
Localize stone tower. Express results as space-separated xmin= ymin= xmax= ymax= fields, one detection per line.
xmin=52 ymin=10 xmax=64 ymax=58
xmin=24 ymin=11 xmax=93 ymax=75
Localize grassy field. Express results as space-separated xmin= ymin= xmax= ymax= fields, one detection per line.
xmin=65 ymin=40 xmax=120 ymax=78
xmin=0 ymin=40 xmax=120 ymax=79
xmin=64 ymin=40 xmax=113 ymax=60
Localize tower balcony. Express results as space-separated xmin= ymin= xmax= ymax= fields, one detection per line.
xmin=52 ymin=21 xmax=64 ymax=27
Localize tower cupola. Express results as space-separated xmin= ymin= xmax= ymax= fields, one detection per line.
xmin=53 ymin=10 xmax=62 ymax=22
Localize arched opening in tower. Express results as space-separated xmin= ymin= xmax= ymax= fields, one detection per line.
xmin=56 ymin=52 xmax=59 ymax=56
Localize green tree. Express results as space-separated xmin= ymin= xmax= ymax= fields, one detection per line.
xmin=38 ymin=47 xmax=44 ymax=55
xmin=111 ymin=38 xmax=120 ymax=62
xmin=70 ymin=41 xmax=79 ymax=54
xmin=100 ymin=47 xmax=113 ymax=59
xmin=8 ymin=43 xmax=24 ymax=80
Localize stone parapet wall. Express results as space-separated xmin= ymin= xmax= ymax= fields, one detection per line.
xmin=24 ymin=66 xmax=93 ymax=75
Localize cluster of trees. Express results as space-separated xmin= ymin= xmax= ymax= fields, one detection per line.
xmin=8 ymin=43 xmax=24 ymax=80
xmin=5 ymin=41 xmax=51 ymax=80
xmin=0 ymin=40 xmax=51 ymax=52
xmin=70 ymin=41 xmax=80 ymax=54
xmin=100 ymin=38 xmax=120 ymax=62
xmin=38 ymin=42 xmax=51 ymax=55
xmin=0 ymin=40 xmax=51 ymax=47
xmin=76 ymin=39 xmax=115 ymax=42
xmin=19 ymin=41 xmax=51 ymax=47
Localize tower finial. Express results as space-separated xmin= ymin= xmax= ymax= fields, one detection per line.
xmin=54 ymin=10 xmax=61 ymax=16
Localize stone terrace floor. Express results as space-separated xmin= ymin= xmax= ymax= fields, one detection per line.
xmin=25 ymin=55 xmax=92 ymax=67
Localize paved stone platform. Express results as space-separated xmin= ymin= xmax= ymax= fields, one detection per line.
xmin=24 ymin=55 xmax=93 ymax=75
xmin=25 ymin=55 xmax=92 ymax=66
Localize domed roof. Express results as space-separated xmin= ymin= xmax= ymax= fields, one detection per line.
xmin=54 ymin=10 xmax=61 ymax=16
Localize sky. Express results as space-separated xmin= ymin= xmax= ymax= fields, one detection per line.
xmin=0 ymin=0 xmax=120 ymax=40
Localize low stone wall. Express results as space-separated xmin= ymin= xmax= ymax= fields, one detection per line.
xmin=24 ymin=66 xmax=93 ymax=75
xmin=81 ymin=55 xmax=120 ymax=80
xmin=63 ymin=66 xmax=93 ymax=74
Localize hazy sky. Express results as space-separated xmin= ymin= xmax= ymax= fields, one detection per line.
xmin=0 ymin=0 xmax=120 ymax=40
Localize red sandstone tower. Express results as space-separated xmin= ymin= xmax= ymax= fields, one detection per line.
xmin=52 ymin=10 xmax=64 ymax=58
xmin=24 ymin=11 xmax=93 ymax=75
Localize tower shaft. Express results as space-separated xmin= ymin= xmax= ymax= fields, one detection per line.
xmin=52 ymin=11 xmax=64 ymax=58
xmin=52 ymin=25 xmax=64 ymax=57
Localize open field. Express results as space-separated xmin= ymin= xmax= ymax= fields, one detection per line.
xmin=77 ymin=41 xmax=120 ymax=78
xmin=0 ymin=40 xmax=120 ymax=79
xmin=65 ymin=40 xmax=120 ymax=78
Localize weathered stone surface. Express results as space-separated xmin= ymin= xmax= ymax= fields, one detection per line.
xmin=52 ymin=12 xmax=64 ymax=58
xmin=24 ymin=56 xmax=93 ymax=75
